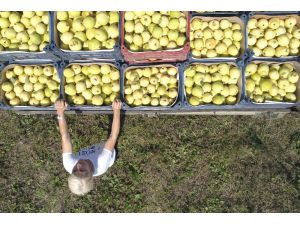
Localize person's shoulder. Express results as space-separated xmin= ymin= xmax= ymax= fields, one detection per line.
xmin=93 ymin=143 xmax=106 ymax=153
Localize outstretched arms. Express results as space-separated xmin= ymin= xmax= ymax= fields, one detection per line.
xmin=55 ymin=99 xmax=121 ymax=153
xmin=104 ymin=99 xmax=122 ymax=151
xmin=55 ymin=99 xmax=72 ymax=154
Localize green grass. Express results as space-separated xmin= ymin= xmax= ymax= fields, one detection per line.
xmin=0 ymin=111 xmax=300 ymax=212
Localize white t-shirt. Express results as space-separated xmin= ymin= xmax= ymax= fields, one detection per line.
xmin=62 ymin=143 xmax=116 ymax=177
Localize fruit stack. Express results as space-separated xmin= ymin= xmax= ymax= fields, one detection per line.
xmin=246 ymin=62 xmax=299 ymax=103
xmin=121 ymin=11 xmax=190 ymax=64
xmin=190 ymin=16 xmax=244 ymax=58
xmin=63 ymin=63 xmax=120 ymax=106
xmin=0 ymin=11 xmax=50 ymax=52
xmin=0 ymin=11 xmax=300 ymax=111
xmin=1 ymin=64 xmax=60 ymax=106
xmin=55 ymin=11 xmax=119 ymax=51
xmin=247 ymin=15 xmax=300 ymax=57
xmin=184 ymin=63 xmax=241 ymax=106
xmin=185 ymin=13 xmax=244 ymax=106
xmin=124 ymin=65 xmax=179 ymax=107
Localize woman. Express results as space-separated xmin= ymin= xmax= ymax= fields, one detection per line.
xmin=55 ymin=99 xmax=122 ymax=196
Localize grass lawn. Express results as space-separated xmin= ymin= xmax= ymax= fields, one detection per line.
xmin=0 ymin=110 xmax=300 ymax=212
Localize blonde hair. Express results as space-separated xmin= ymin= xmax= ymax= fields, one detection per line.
xmin=68 ymin=174 xmax=94 ymax=196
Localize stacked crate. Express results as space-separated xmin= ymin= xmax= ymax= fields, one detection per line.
xmin=0 ymin=11 xmax=299 ymax=114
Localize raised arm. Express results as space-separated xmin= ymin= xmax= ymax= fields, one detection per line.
xmin=55 ymin=99 xmax=72 ymax=154
xmin=104 ymin=99 xmax=122 ymax=151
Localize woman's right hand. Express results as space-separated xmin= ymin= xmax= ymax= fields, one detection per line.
xmin=55 ymin=99 xmax=68 ymax=116
xmin=112 ymin=99 xmax=122 ymax=112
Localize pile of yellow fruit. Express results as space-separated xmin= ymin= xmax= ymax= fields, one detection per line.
xmin=63 ymin=64 xmax=120 ymax=105
xmin=124 ymin=11 xmax=187 ymax=51
xmin=0 ymin=11 xmax=49 ymax=52
xmin=246 ymin=62 xmax=299 ymax=102
xmin=124 ymin=65 xmax=179 ymax=106
xmin=185 ymin=63 xmax=241 ymax=105
xmin=1 ymin=65 xmax=60 ymax=106
xmin=247 ymin=16 xmax=300 ymax=57
xmin=56 ymin=11 xmax=119 ymax=51
xmin=190 ymin=17 xmax=243 ymax=58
